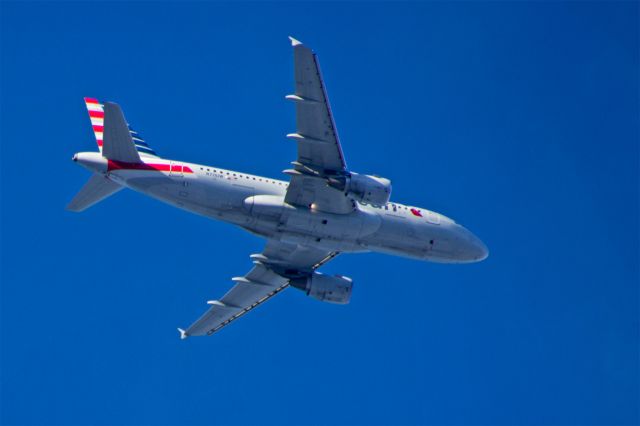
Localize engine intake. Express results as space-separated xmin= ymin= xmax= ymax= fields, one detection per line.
xmin=290 ymin=272 xmax=353 ymax=304
xmin=328 ymin=173 xmax=392 ymax=206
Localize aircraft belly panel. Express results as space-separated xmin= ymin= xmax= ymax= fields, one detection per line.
xmin=281 ymin=207 xmax=380 ymax=240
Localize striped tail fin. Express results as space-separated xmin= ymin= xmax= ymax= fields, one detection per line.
xmin=84 ymin=97 xmax=104 ymax=152
xmin=84 ymin=97 xmax=159 ymax=158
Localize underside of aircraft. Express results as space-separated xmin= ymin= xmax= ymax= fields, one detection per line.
xmin=68 ymin=37 xmax=488 ymax=338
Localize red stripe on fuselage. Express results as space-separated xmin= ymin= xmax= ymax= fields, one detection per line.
xmin=108 ymin=161 xmax=170 ymax=172
xmin=107 ymin=160 xmax=193 ymax=173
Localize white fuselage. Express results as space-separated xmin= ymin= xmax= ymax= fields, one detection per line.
xmin=75 ymin=152 xmax=488 ymax=263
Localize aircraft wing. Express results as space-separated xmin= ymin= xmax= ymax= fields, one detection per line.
xmin=284 ymin=37 xmax=354 ymax=214
xmin=180 ymin=240 xmax=338 ymax=338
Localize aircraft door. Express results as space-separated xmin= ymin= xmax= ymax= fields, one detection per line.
xmin=170 ymin=162 xmax=183 ymax=177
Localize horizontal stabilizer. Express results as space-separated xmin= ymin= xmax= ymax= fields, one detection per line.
xmin=66 ymin=174 xmax=123 ymax=212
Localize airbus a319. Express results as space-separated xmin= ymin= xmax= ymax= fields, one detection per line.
xmin=68 ymin=37 xmax=488 ymax=338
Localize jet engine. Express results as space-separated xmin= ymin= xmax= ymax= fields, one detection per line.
xmin=290 ymin=272 xmax=353 ymax=304
xmin=328 ymin=173 xmax=392 ymax=206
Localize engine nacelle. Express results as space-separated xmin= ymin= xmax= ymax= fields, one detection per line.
xmin=290 ymin=272 xmax=353 ymax=304
xmin=328 ymin=173 xmax=392 ymax=206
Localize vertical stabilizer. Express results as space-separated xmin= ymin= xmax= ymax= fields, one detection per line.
xmin=84 ymin=97 xmax=160 ymax=159
xmin=102 ymin=102 xmax=141 ymax=163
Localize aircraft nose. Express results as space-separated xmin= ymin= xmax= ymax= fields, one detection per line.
xmin=456 ymin=225 xmax=489 ymax=262
xmin=470 ymin=235 xmax=489 ymax=261
xmin=72 ymin=153 xmax=78 ymax=162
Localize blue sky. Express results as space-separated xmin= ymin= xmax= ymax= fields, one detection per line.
xmin=1 ymin=2 xmax=638 ymax=425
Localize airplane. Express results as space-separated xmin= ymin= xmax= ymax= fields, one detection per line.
xmin=68 ymin=37 xmax=488 ymax=339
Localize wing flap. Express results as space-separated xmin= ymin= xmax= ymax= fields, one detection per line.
xmin=222 ymin=266 xmax=286 ymax=307
xmin=284 ymin=174 xmax=354 ymax=214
